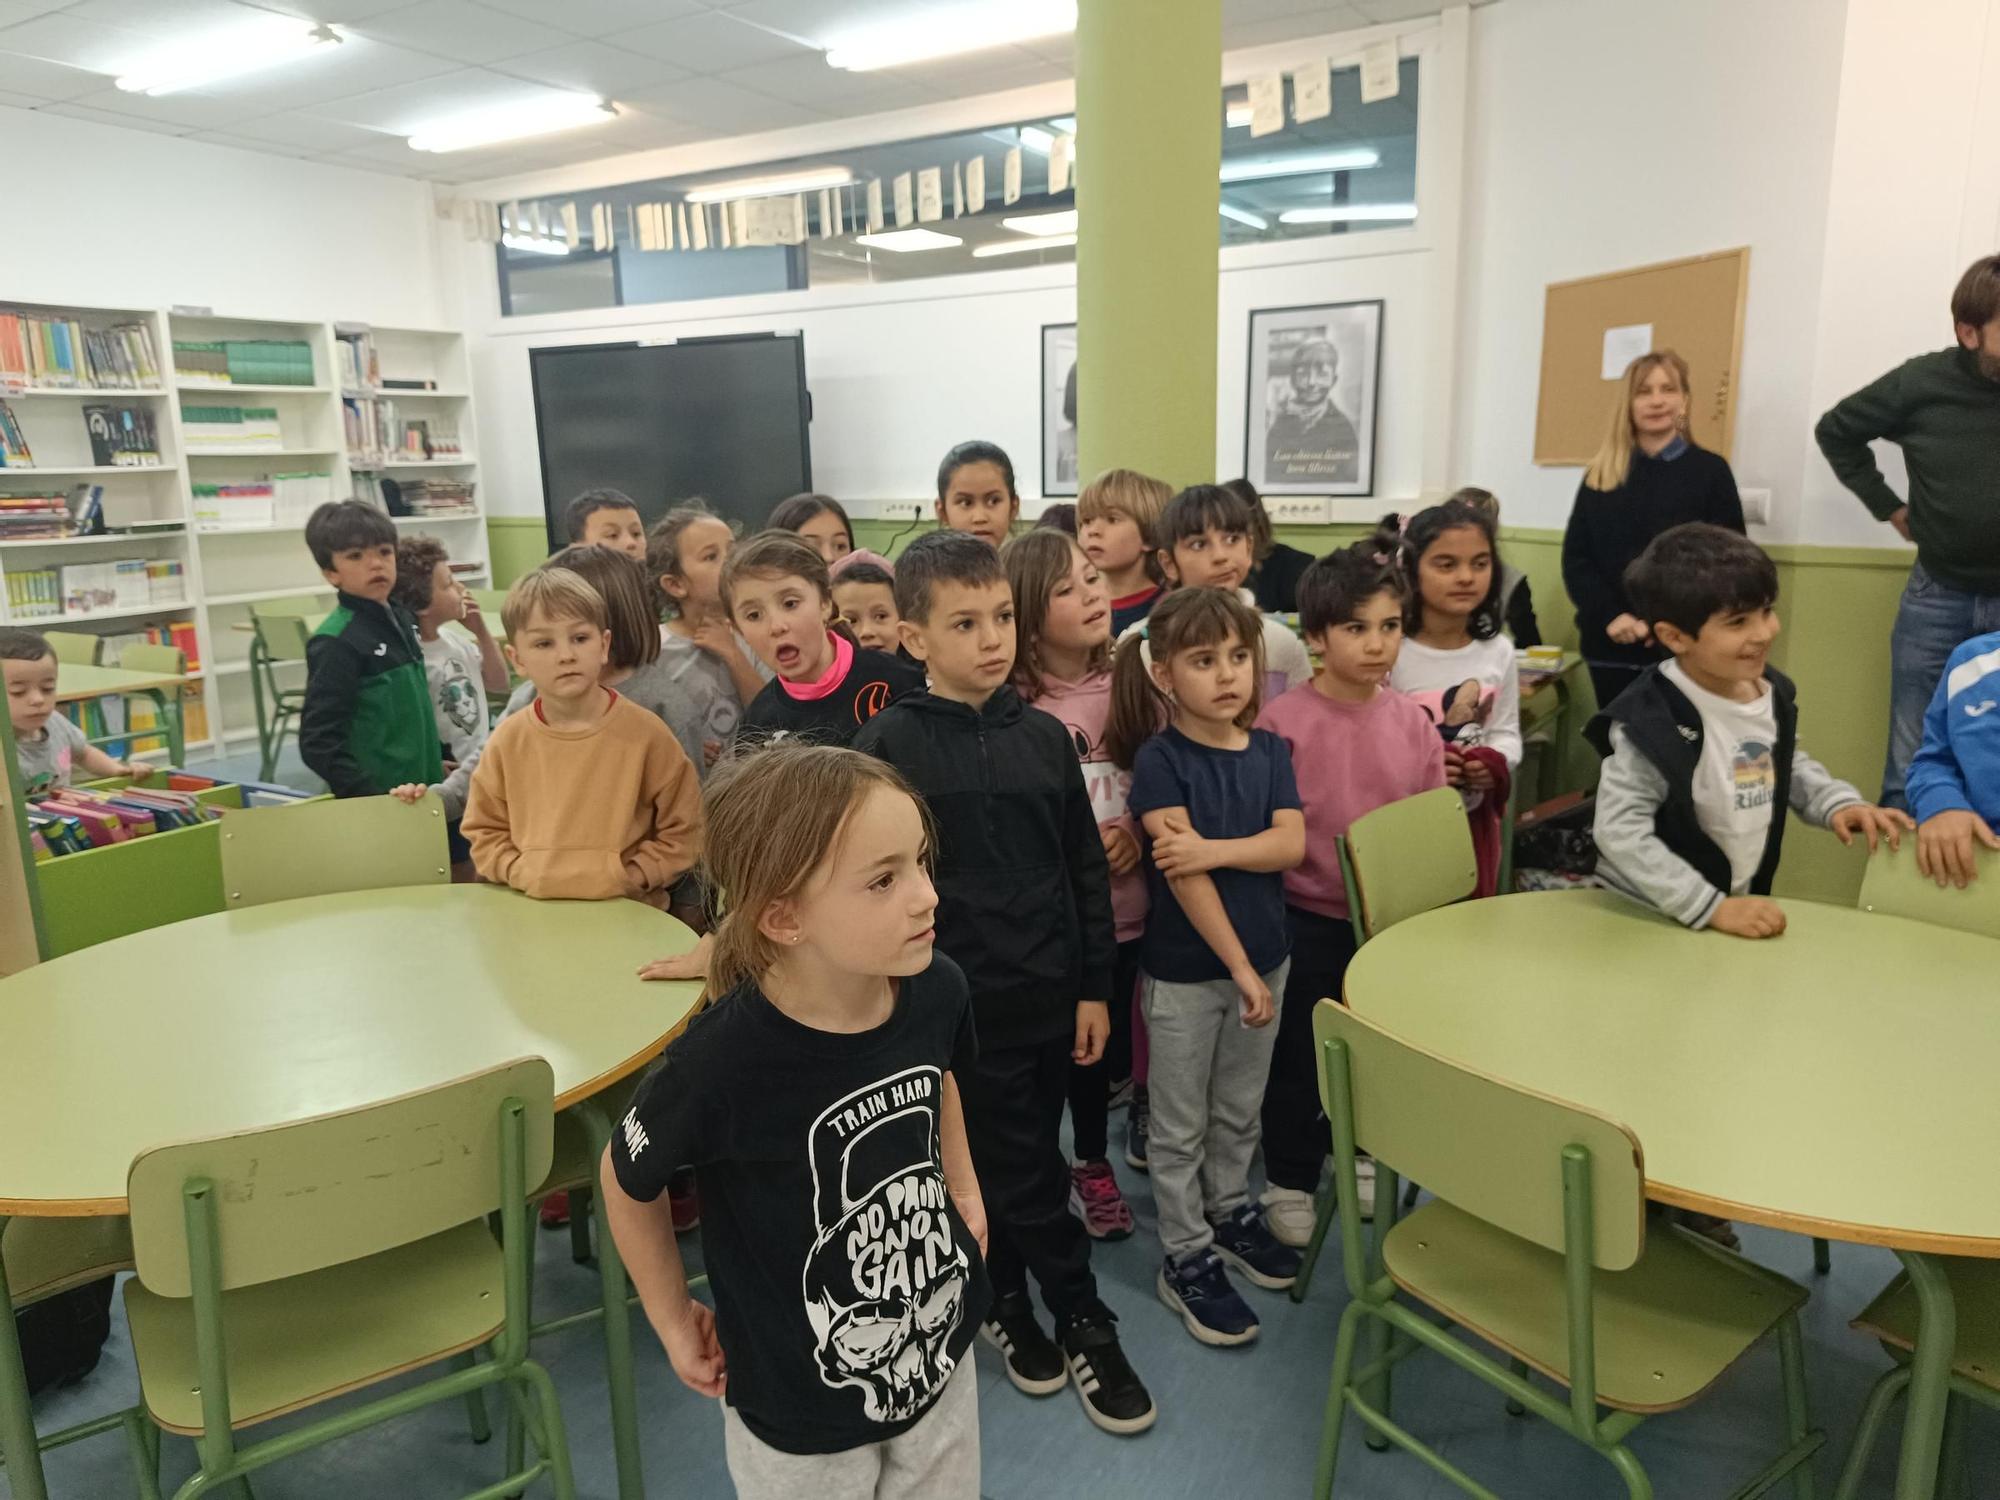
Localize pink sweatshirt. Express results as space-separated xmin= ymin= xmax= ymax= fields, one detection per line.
xmin=1255 ymin=682 xmax=1448 ymax=919
xmin=1028 ymin=669 xmax=1148 ymax=942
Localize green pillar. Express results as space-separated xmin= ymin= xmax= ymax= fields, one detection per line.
xmin=1075 ymin=0 xmax=1222 ymax=491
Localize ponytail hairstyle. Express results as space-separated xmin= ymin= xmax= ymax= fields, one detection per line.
xmin=719 ymin=528 xmax=856 ymax=646
xmin=1370 ymin=500 xmax=1503 ymax=641
xmin=1003 ymin=529 xmax=1108 ymax=699
xmin=1584 ymin=348 xmax=1693 ymax=492
xmin=701 ymin=744 xmax=935 ymax=995
xmin=646 ymin=499 xmax=734 ymax=620
xmin=1105 ymin=587 xmax=1266 ymax=770
xmin=545 ymin=544 xmax=663 ymax=670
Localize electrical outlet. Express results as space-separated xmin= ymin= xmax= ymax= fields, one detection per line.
xmin=1267 ymin=496 xmax=1330 ymax=525
xmin=846 ymin=499 xmax=927 ymax=522
xmin=1739 ymin=487 xmax=1772 ymax=525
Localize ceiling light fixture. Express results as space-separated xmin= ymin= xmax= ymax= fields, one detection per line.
xmin=1217 ymin=202 xmax=1269 ymax=230
xmin=502 ymin=234 xmax=571 ymax=256
xmin=1225 ymin=101 xmax=1253 ymax=128
xmin=971 ymin=233 xmax=1077 ymax=258
xmin=1219 ymin=148 xmax=1381 ymax=182
xmin=407 ymin=94 xmax=615 ymax=153
xmin=853 ymin=228 xmax=964 ymax=252
xmin=116 ymin=20 xmax=341 ymax=96
xmin=1278 ymin=203 xmax=1418 ymax=224
xmin=1001 ymin=209 xmax=1077 ymax=236
xmin=1018 ymin=126 xmax=1054 ymax=155
xmin=683 ymin=166 xmax=857 ymax=204
xmin=825 ymin=0 xmax=1076 ymax=71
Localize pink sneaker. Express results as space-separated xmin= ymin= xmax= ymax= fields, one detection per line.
xmin=1069 ymin=1159 xmax=1135 ymax=1240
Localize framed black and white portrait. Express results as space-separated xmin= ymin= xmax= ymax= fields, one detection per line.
xmin=1244 ymin=300 xmax=1382 ymax=496
xmin=1041 ymin=322 xmax=1079 ymax=497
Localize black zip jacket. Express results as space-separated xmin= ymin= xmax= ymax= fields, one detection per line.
xmin=853 ymin=687 xmax=1115 ymax=1050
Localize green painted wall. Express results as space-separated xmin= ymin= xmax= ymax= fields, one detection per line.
xmin=487 ymin=517 xmax=551 ymax=589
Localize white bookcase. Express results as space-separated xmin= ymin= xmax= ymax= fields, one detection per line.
xmin=0 ymin=299 xmax=487 ymax=761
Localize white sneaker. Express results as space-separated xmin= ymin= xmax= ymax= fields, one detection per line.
xmin=1353 ymin=1159 xmax=1377 ymax=1221
xmin=1260 ymin=1186 xmax=1317 ymax=1248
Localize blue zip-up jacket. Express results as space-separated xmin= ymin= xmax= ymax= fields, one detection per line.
xmin=1907 ymin=629 xmax=2000 ymax=825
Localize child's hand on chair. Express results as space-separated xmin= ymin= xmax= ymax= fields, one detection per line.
xmin=387 ymin=783 xmax=428 ymax=805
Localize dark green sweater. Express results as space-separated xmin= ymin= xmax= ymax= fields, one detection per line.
xmin=1815 ymin=346 xmax=2000 ymax=592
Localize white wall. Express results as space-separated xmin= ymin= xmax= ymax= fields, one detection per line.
xmin=0 ymin=105 xmax=442 ymax=327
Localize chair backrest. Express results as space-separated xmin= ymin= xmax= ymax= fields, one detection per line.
xmin=43 ymin=630 xmax=99 ymax=666
xmin=128 ymin=1057 xmax=554 ymax=1296
xmin=220 ymin=791 xmax=449 ymax=908
xmin=1343 ymin=786 xmax=1479 ymax=940
xmin=1314 ymin=1000 xmax=1644 ymax=1270
xmin=1858 ymin=840 xmax=2000 ymax=940
xmin=117 ymin=642 xmax=185 ymax=677
xmin=253 ymin=612 xmax=315 ymax=665
xmin=250 ymin=593 xmax=330 ymax=619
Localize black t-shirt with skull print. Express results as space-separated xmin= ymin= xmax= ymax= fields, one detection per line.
xmin=610 ymin=952 xmax=989 ymax=1455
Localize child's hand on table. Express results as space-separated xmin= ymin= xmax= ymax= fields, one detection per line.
xmin=661 ymin=1299 xmax=727 ymax=1399
xmin=1916 ymin=809 xmax=2000 ymax=889
xmin=639 ymin=931 xmax=713 ymax=982
xmin=1100 ymin=823 xmax=1140 ymax=876
xmin=1831 ymin=803 xmax=1915 ymax=854
xmin=1710 ymin=896 xmax=1786 ymax=940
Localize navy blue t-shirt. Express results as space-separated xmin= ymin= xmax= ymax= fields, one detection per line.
xmin=1127 ymin=725 xmax=1301 ymax=983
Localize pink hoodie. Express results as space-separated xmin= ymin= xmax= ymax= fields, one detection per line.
xmin=1027 ymin=669 xmax=1148 ymax=943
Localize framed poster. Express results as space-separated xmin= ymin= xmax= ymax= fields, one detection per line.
xmin=1244 ymin=300 xmax=1383 ymax=496
xmin=1041 ymin=322 xmax=1079 ymax=497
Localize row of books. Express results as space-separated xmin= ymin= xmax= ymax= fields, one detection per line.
xmin=0 ymin=313 xmax=161 ymax=390
xmin=0 ymin=400 xmax=28 ymax=466
xmin=173 ymin=340 xmax=316 ymax=387
xmin=0 ymin=485 xmax=102 ymax=539
xmin=343 ymin=398 xmax=465 ymax=466
xmin=102 ymin=620 xmax=201 ymax=671
xmin=29 ymin=781 xmax=221 ymax=858
xmin=192 ymin=472 xmax=334 ymax=531
xmin=59 ymin=682 xmax=210 ymax=752
xmin=335 ymin=327 xmax=380 ymax=392
xmin=181 ymin=405 xmax=285 ymax=451
xmin=6 ymin=558 xmax=186 ymax=619
xmin=395 ymin=478 xmax=478 ymax=518
xmin=84 ymin=404 xmax=162 ymax=467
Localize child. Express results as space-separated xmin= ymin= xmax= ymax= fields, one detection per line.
xmin=1002 ymin=529 xmax=1139 ymax=1242
xmin=299 ymin=499 xmax=443 ymax=799
xmin=1588 ymin=524 xmax=1909 ymax=938
xmin=1452 ymin=486 xmax=1542 ymax=646
xmin=1036 ymin=503 xmax=1078 ymax=537
xmin=463 ymin=567 xmax=701 ymax=904
xmin=768 ymin=492 xmax=855 ymax=565
xmin=1908 ymin=627 xmax=2000 ymax=887
xmin=1078 ymin=468 xmax=1173 ymax=634
xmin=728 ymin=530 xmax=923 ymax=747
xmin=1 ymin=629 xmax=138 ymax=795
xmin=1222 ymin=478 xmax=1314 ymax=616
xmin=853 ymin=531 xmax=1155 ymax=1436
xmin=601 ymin=744 xmax=989 ymax=1499
xmin=935 ymin=440 xmax=1020 ymax=547
xmin=391 ymin=536 xmax=507 ymax=840
xmin=565 ymin=487 xmax=647 ymax=561
xmin=1384 ymin=501 xmax=1523 ymax=897
xmin=829 ymin=550 xmax=903 ymax=655
xmin=649 ymin=503 xmax=772 ymax=768
xmin=1107 ymin=587 xmax=1306 ymax=1346
xmin=1255 ymin=549 xmax=1445 ymax=1236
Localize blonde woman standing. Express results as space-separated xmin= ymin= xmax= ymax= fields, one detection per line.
xmin=1561 ymin=350 xmax=1745 ymax=707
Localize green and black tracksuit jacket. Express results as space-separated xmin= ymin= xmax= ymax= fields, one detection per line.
xmin=299 ymin=591 xmax=445 ymax=798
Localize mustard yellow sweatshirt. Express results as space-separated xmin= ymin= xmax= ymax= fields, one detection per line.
xmin=463 ymin=690 xmax=701 ymax=901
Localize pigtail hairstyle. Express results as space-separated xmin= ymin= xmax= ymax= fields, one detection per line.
xmin=1104 ymin=586 xmax=1267 ymax=770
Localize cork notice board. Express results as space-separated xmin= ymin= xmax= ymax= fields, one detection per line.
xmin=1533 ymin=248 xmax=1750 ymax=467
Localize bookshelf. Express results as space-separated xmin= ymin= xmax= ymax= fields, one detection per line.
xmin=1 ymin=299 xmax=488 ymax=761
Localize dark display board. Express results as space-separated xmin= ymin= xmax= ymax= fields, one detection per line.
xmin=530 ymin=333 xmax=812 ymax=549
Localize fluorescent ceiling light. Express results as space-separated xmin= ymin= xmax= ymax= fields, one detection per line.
xmin=1219 ymin=148 xmax=1381 ymax=182
xmin=116 ymin=20 xmax=340 ymax=96
xmin=825 ymin=0 xmax=1076 ymax=71
xmin=853 ymin=228 xmax=964 ymax=252
xmin=407 ymin=94 xmax=614 ymax=153
xmin=1218 ymin=202 xmax=1269 ymax=230
xmin=684 ymin=166 xmax=856 ymax=204
xmin=1225 ymin=101 xmax=1253 ymax=128
xmin=503 ymin=234 xmax=570 ymax=256
xmin=1001 ymin=209 xmax=1077 ymax=236
xmin=1279 ymin=203 xmax=1418 ymax=224
xmin=971 ymin=234 xmax=1077 ymax=258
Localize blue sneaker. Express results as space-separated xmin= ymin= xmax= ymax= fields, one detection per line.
xmin=1156 ymin=1249 xmax=1259 ymax=1346
xmin=1209 ymin=1204 xmax=1302 ymax=1290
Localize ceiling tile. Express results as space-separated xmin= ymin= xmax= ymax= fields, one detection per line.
xmin=607 ymin=11 xmax=812 ymax=72
xmin=474 ymin=0 xmax=703 ymax=35
xmin=56 ymin=84 xmax=268 ymax=127
xmin=186 ymin=129 xmax=324 ymax=158
xmin=305 ymin=64 xmax=569 ymax=130
xmin=191 ymin=35 xmax=460 ymax=111
xmin=39 ymin=99 xmax=200 ymax=134
xmin=719 ymin=0 xmax=940 ymax=50
xmin=1223 ymin=10 xmax=1372 ymax=49
xmin=490 ymin=38 xmax=683 ymax=95
xmin=0 ymin=51 xmax=102 ymax=99
xmin=717 ymin=53 xmax=934 ymax=114
xmin=1346 ymin=0 xmax=1442 ymax=19
xmin=350 ymin=0 xmax=576 ymax=64
xmin=0 ymin=86 xmax=50 ymax=105
xmin=1222 ymin=0 xmax=1368 ymax=23
xmin=59 ymin=0 xmax=265 ymax=35
xmin=0 ymin=10 xmax=152 ymax=73
xmin=889 ymin=43 xmax=1063 ymax=93
xmin=200 ymin=109 xmax=392 ymax=151
xmin=620 ymin=73 xmax=821 ymax=132
xmin=0 ymin=0 xmax=75 ymax=25
xmin=254 ymin=1 xmax=430 ymax=18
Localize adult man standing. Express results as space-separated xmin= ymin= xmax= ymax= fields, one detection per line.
xmin=1816 ymin=254 xmax=2000 ymax=809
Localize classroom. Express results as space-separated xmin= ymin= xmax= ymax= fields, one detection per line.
xmin=3 ymin=0 xmax=1998 ymax=1496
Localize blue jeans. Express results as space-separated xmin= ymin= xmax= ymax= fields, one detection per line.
xmin=1884 ymin=563 xmax=2000 ymax=808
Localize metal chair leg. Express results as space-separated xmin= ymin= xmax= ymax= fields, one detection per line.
xmin=1813 ymin=1237 xmax=1832 ymax=1275
xmin=568 ymin=1187 xmax=594 ymax=1265
xmin=1291 ymin=1180 xmax=1335 ymax=1305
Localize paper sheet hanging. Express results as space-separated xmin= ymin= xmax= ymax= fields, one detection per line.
xmin=1292 ymin=60 xmax=1332 ymax=123
xmin=952 ymin=161 xmax=964 ymax=218
xmin=1048 ymin=134 xmax=1072 ymax=194
xmin=1003 ymin=147 xmax=1023 ymax=205
xmin=691 ymin=204 xmax=709 ymax=250
xmin=916 ymin=166 xmax=943 ymax=222
xmin=867 ymin=178 xmax=885 ymax=232
xmin=1359 ymin=41 xmax=1400 ymax=102
xmin=966 ymin=156 xmax=986 ymax=215
xmin=561 ymin=202 xmax=580 ymax=249
xmin=1600 ymin=323 xmax=1654 ymax=380
xmin=894 ymin=172 xmax=915 ymax=227
xmin=1247 ymin=74 xmax=1284 ymax=136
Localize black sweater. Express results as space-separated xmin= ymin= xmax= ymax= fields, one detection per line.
xmin=852 ymin=687 xmax=1115 ymax=1050
xmin=737 ymin=641 xmax=922 ymax=748
xmin=1561 ymin=442 xmax=1744 ymax=670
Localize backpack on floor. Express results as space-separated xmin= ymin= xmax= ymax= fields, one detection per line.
xmin=15 ymin=1276 xmax=114 ymax=1395
xmin=1512 ymin=791 xmax=1599 ymax=882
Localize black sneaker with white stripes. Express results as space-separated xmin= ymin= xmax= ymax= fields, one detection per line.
xmin=1057 ymin=1306 xmax=1157 ymax=1435
xmin=980 ymin=1291 xmax=1068 ymax=1396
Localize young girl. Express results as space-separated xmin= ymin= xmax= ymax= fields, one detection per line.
xmin=1077 ymin=468 xmax=1172 ymax=634
xmin=603 ymin=743 xmax=990 ymax=1499
xmin=935 ymin=440 xmax=1020 ymax=547
xmin=1254 ymin=548 xmax=1445 ymax=1237
xmin=829 ymin=550 xmax=902 ymax=655
xmin=768 ymin=492 xmax=855 ymax=566
xmin=1002 ymin=530 xmax=1140 ymax=1242
xmin=650 ymin=503 xmax=772 ymax=771
xmin=1384 ymin=501 xmax=1523 ymax=896
xmin=728 ymin=530 xmax=923 ymax=746
xmin=1107 ymin=588 xmax=1305 ymax=1348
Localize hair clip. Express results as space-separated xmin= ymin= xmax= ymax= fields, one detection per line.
xmin=1138 ymin=620 xmax=1150 ymax=640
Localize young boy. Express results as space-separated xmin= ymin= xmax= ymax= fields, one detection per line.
xmin=462 ymin=567 xmax=700 ymax=904
xmin=391 ymin=536 xmax=508 ymax=828
xmin=566 ymin=487 xmax=647 ymax=561
xmin=852 ymin=531 xmax=1155 ymax=1438
xmin=1077 ymin=468 xmax=1172 ymax=634
xmin=299 ymin=499 xmax=443 ymax=799
xmin=1589 ymin=524 xmax=1910 ymax=938
xmin=829 ymin=551 xmax=902 ymax=656
xmin=2 ymin=629 xmax=139 ymax=796
xmin=1907 ymin=628 xmax=2000 ymax=887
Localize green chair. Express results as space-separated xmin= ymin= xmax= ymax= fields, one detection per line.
xmin=116 ymin=643 xmax=186 ymax=762
xmin=246 ymin=611 xmax=313 ymax=782
xmin=1833 ymin=1260 xmax=2000 ymax=1500
xmin=1311 ymin=1001 xmax=1822 ymax=1500
xmin=219 ymin=790 xmax=448 ymax=908
xmin=1858 ymin=839 xmax=2000 ymax=940
xmin=42 ymin=631 xmax=99 ymax=667
xmin=120 ymin=1057 xmax=575 ymax=1500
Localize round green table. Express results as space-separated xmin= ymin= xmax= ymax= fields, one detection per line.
xmin=0 ymin=883 xmax=702 ymax=1500
xmin=1345 ymin=888 xmax=2000 ymax=1500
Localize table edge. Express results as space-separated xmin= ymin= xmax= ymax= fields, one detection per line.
xmin=1643 ymin=1181 xmax=2000 ymax=1259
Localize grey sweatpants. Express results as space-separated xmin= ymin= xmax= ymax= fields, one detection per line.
xmin=1142 ymin=960 xmax=1289 ymax=1260
xmin=723 ymin=1360 xmax=980 ymax=1500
